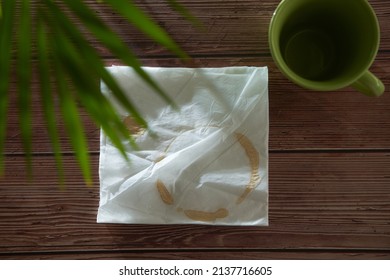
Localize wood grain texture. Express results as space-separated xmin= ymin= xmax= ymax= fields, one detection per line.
xmin=0 ymin=153 xmax=389 ymax=253
xmin=2 ymin=0 xmax=390 ymax=259
xmin=1 ymin=250 xmax=390 ymax=260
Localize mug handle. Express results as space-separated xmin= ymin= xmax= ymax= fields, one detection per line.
xmin=351 ymin=71 xmax=385 ymax=97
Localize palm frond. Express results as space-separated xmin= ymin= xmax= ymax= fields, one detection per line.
xmin=65 ymin=0 xmax=180 ymax=108
xmin=17 ymin=0 xmax=33 ymax=177
xmin=42 ymin=0 xmax=134 ymax=156
xmin=37 ymin=17 xmax=65 ymax=186
xmin=0 ymin=0 xmax=16 ymax=175
xmin=0 ymin=0 xmax=193 ymax=184
xmin=52 ymin=56 xmax=93 ymax=186
xmin=61 ymin=0 xmax=167 ymax=122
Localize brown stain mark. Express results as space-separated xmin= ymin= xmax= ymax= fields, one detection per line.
xmin=184 ymin=208 xmax=229 ymax=222
xmin=156 ymin=180 xmax=174 ymax=205
xmin=123 ymin=115 xmax=146 ymax=137
xmin=235 ymin=133 xmax=261 ymax=204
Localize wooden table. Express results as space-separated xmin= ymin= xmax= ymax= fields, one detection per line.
xmin=1 ymin=0 xmax=389 ymax=259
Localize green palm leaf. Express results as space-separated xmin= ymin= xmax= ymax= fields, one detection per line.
xmin=0 ymin=0 xmax=16 ymax=175
xmin=17 ymin=0 xmax=33 ymax=176
xmin=44 ymin=0 xmax=153 ymax=124
xmin=64 ymin=0 xmax=178 ymax=108
xmin=37 ymin=17 xmax=65 ymax=186
xmin=41 ymin=0 xmax=135 ymax=155
xmin=0 ymin=0 xmax=193 ymax=184
xmin=53 ymin=65 xmax=93 ymax=186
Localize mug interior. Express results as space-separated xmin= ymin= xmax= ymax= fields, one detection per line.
xmin=269 ymin=0 xmax=380 ymax=91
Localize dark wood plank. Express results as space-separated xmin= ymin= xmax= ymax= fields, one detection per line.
xmin=1 ymin=152 xmax=389 ymax=253
xmin=1 ymin=250 xmax=389 ymax=260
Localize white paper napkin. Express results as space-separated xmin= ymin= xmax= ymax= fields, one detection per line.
xmin=98 ymin=66 xmax=269 ymax=225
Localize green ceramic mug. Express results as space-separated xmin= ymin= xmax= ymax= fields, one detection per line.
xmin=269 ymin=0 xmax=385 ymax=96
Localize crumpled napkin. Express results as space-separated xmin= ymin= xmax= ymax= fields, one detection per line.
xmin=97 ymin=66 xmax=269 ymax=225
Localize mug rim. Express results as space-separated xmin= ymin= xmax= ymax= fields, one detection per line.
xmin=268 ymin=0 xmax=380 ymax=91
